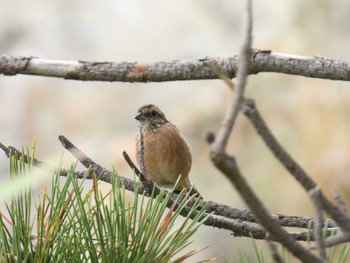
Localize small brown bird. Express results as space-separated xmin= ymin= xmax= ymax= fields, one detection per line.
xmin=135 ymin=104 xmax=200 ymax=197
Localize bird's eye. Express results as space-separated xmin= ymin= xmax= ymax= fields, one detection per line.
xmin=151 ymin=111 xmax=158 ymax=117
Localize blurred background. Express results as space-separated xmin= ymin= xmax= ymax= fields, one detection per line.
xmin=1 ymin=0 xmax=350 ymax=261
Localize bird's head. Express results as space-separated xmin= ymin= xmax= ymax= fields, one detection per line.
xmin=135 ymin=104 xmax=168 ymax=131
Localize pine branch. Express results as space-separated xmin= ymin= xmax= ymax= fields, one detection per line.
xmin=0 ymin=140 xmax=338 ymax=242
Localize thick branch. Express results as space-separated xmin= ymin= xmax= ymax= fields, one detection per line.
xmin=1 ymin=51 xmax=349 ymax=82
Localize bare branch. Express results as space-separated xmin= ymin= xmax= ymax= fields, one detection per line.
xmin=241 ymin=98 xmax=350 ymax=234
xmin=241 ymin=99 xmax=316 ymax=190
xmin=122 ymin=150 xmax=154 ymax=195
xmin=208 ymin=1 xmax=321 ymax=262
xmin=202 ymin=201 xmax=336 ymax=228
xmin=1 ymin=51 xmax=350 ymax=82
xmin=58 ymin=135 xmax=156 ymax=195
xmin=122 ymin=151 xmax=143 ymax=179
xmin=332 ymin=190 xmax=348 ymax=214
xmin=0 ymin=140 xmax=338 ymax=242
xmin=58 ymin=135 xmax=112 ymax=183
xmin=209 ymin=154 xmax=321 ymax=262
xmin=309 ymin=234 xmax=350 ymax=250
xmin=210 ymin=0 xmax=252 ymax=156
xmin=313 ymin=191 xmax=350 ymax=236
xmin=266 ymin=238 xmax=284 ymax=263
xmin=123 ymin=149 xmax=340 ymax=232
xmin=309 ymin=186 xmax=327 ymax=261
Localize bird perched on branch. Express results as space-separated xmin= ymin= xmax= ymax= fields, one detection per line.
xmin=135 ymin=104 xmax=200 ymax=197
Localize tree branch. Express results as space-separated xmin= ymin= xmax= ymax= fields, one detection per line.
xmin=265 ymin=237 xmax=284 ymax=263
xmin=1 ymin=51 xmax=350 ymax=82
xmin=241 ymin=98 xmax=350 ymax=235
xmin=58 ymin=135 xmax=156 ymax=196
xmin=309 ymin=186 xmax=327 ymax=261
xmin=0 ymin=140 xmax=338 ymax=242
xmin=309 ymin=234 xmax=350 ymax=250
xmin=208 ymin=1 xmax=321 ymax=262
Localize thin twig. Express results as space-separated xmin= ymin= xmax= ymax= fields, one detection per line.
xmin=210 ymin=1 xmax=252 ymax=155
xmin=202 ymin=200 xmax=336 ymax=228
xmin=122 ymin=151 xmax=143 ymax=180
xmin=309 ymin=234 xmax=350 ymax=250
xmin=313 ymin=191 xmax=350 ymax=235
xmin=0 ymin=143 xmax=47 ymax=168
xmin=122 ymin=150 xmax=155 ymax=195
xmin=241 ymin=99 xmax=316 ymax=189
xmin=332 ymin=190 xmax=348 ymax=214
xmin=309 ymin=186 xmax=327 ymax=261
xmin=266 ymin=237 xmax=284 ymax=263
xmin=241 ymin=98 xmax=350 ymax=235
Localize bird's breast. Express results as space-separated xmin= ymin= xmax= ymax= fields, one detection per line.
xmin=136 ymin=123 xmax=192 ymax=187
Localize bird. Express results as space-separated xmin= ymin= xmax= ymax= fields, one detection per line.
xmin=135 ymin=104 xmax=200 ymax=197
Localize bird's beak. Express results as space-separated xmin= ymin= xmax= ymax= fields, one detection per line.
xmin=135 ymin=111 xmax=142 ymax=121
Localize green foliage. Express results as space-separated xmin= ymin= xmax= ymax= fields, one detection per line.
xmin=327 ymin=240 xmax=350 ymax=263
xmin=0 ymin=146 xmax=211 ymax=262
